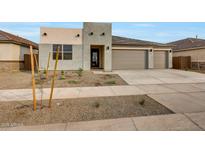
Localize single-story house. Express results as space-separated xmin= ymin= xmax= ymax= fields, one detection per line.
xmin=0 ymin=30 xmax=38 ymax=71
xmin=39 ymin=22 xmax=172 ymax=71
xmin=168 ymin=37 xmax=205 ymax=69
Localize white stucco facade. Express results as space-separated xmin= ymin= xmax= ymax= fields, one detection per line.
xmin=39 ymin=22 xmax=172 ymax=71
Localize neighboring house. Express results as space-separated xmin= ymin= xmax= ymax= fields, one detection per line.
xmin=39 ymin=22 xmax=172 ymax=71
xmin=168 ymin=38 xmax=205 ymax=69
xmin=0 ymin=30 xmax=38 ymax=71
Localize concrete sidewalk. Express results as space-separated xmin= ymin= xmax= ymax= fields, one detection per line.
xmin=0 ymin=85 xmax=143 ymax=101
xmin=1 ymin=112 xmax=204 ymax=131
xmin=0 ymin=83 xmax=205 ymax=102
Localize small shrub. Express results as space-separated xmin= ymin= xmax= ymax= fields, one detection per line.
xmin=40 ymin=69 xmax=47 ymax=80
xmin=104 ymin=80 xmax=116 ymax=85
xmin=60 ymin=70 xmax=66 ymax=80
xmin=95 ymin=82 xmax=102 ymax=86
xmin=139 ymin=99 xmax=145 ymax=106
xmin=105 ymin=74 xmax=113 ymax=78
xmin=43 ymin=69 xmax=47 ymax=75
xmin=93 ymin=102 xmax=100 ymax=108
xmin=35 ymin=79 xmax=40 ymax=84
xmin=76 ymin=68 xmax=83 ymax=77
xmin=68 ymin=80 xmax=79 ymax=84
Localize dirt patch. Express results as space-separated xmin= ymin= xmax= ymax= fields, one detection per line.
xmin=0 ymin=71 xmax=127 ymax=90
xmin=0 ymin=95 xmax=174 ymax=127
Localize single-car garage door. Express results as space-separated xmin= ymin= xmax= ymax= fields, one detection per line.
xmin=112 ymin=49 xmax=147 ymax=70
xmin=154 ymin=51 xmax=167 ymax=69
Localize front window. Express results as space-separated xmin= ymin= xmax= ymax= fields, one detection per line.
xmin=52 ymin=44 xmax=72 ymax=60
xmin=53 ymin=44 xmax=62 ymax=60
xmin=63 ymin=45 xmax=72 ymax=60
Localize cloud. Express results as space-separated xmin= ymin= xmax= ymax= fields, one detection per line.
xmin=130 ymin=23 xmax=156 ymax=27
xmin=1 ymin=28 xmax=39 ymax=37
xmin=155 ymin=32 xmax=172 ymax=37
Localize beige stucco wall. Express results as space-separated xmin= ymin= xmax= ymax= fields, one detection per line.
xmin=0 ymin=43 xmax=38 ymax=61
xmin=39 ymin=44 xmax=83 ymax=70
xmin=0 ymin=43 xmax=22 ymax=61
xmin=83 ymin=22 xmax=112 ymax=71
xmin=40 ymin=27 xmax=82 ymax=45
xmin=39 ymin=25 xmax=173 ymax=71
xmin=39 ymin=27 xmax=83 ymax=70
xmin=0 ymin=43 xmax=38 ymax=71
xmin=173 ymin=48 xmax=205 ymax=62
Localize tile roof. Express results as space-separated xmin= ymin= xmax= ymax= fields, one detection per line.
xmin=112 ymin=36 xmax=171 ymax=47
xmin=0 ymin=30 xmax=38 ymax=49
xmin=168 ymin=38 xmax=205 ymax=51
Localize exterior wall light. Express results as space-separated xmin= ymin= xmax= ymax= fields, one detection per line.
xmin=89 ymin=32 xmax=93 ymax=36
xmin=76 ymin=34 xmax=80 ymax=37
xmin=150 ymin=49 xmax=153 ymax=52
xmin=106 ymin=46 xmax=110 ymax=50
xmin=101 ymin=32 xmax=105 ymax=36
xmin=42 ymin=32 xmax=47 ymax=36
xmin=169 ymin=50 xmax=172 ymax=53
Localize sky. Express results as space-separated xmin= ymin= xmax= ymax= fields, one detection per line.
xmin=0 ymin=22 xmax=205 ymax=43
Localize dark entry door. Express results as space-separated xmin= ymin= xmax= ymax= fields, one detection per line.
xmin=91 ymin=48 xmax=100 ymax=68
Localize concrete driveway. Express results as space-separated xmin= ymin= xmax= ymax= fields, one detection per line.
xmin=113 ymin=69 xmax=205 ymax=115
xmin=114 ymin=69 xmax=205 ymax=85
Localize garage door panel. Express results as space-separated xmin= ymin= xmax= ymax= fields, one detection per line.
xmin=112 ymin=50 xmax=146 ymax=70
xmin=154 ymin=51 xmax=167 ymax=69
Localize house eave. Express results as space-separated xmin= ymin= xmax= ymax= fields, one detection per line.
xmin=173 ymin=46 xmax=205 ymax=52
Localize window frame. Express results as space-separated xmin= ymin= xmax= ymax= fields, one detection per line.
xmin=52 ymin=44 xmax=62 ymax=60
xmin=63 ymin=45 xmax=73 ymax=60
xmin=52 ymin=44 xmax=73 ymax=60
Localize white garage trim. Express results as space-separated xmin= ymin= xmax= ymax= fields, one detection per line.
xmin=112 ymin=46 xmax=172 ymax=51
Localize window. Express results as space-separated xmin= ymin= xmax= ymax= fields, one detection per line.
xmin=52 ymin=44 xmax=72 ymax=60
xmin=63 ymin=45 xmax=72 ymax=60
xmin=53 ymin=44 xmax=62 ymax=60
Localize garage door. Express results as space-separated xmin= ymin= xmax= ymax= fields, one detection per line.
xmin=112 ymin=49 xmax=147 ymax=70
xmin=154 ymin=51 xmax=167 ymax=69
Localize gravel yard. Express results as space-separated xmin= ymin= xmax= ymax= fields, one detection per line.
xmin=0 ymin=95 xmax=174 ymax=127
xmin=0 ymin=70 xmax=127 ymax=90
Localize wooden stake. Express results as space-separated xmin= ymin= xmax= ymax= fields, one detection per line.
xmin=34 ymin=53 xmax=43 ymax=109
xmin=30 ymin=46 xmax=37 ymax=111
xmin=48 ymin=47 xmax=59 ymax=108
xmin=33 ymin=53 xmax=40 ymax=77
xmin=46 ymin=52 xmax=51 ymax=79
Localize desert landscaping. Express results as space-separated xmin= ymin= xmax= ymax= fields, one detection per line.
xmin=0 ymin=70 xmax=127 ymax=90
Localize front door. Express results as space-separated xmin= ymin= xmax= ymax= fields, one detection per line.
xmin=91 ymin=48 xmax=100 ymax=68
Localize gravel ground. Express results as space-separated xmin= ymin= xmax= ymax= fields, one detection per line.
xmin=0 ymin=95 xmax=174 ymax=127
xmin=0 ymin=71 xmax=127 ymax=90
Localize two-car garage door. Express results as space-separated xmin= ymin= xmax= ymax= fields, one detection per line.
xmin=112 ymin=49 xmax=168 ymax=70
xmin=112 ymin=49 xmax=147 ymax=70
